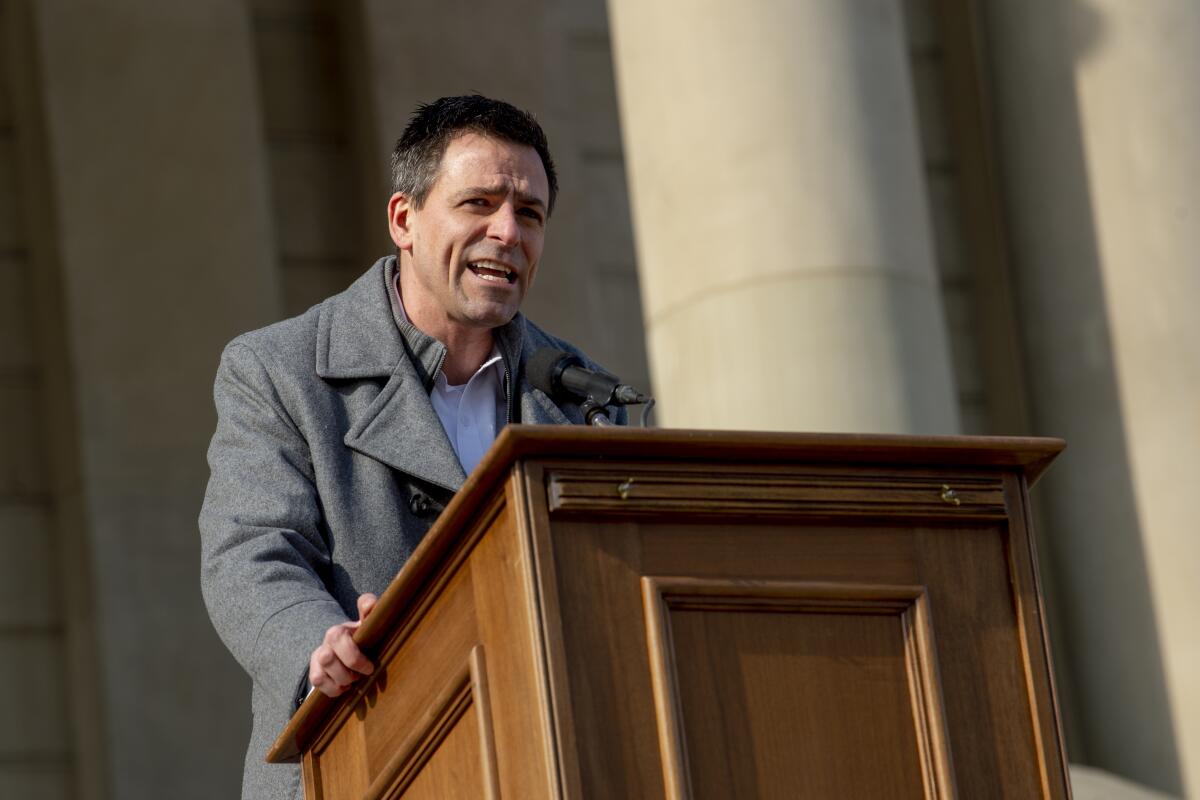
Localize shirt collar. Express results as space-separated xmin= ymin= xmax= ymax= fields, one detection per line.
xmin=433 ymin=348 xmax=504 ymax=390
xmin=385 ymin=256 xmax=527 ymax=398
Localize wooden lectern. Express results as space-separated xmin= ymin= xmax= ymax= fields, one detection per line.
xmin=268 ymin=426 xmax=1069 ymax=799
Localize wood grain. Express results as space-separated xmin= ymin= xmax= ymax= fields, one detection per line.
xmin=270 ymin=427 xmax=1069 ymax=800
xmin=363 ymin=658 xmax=476 ymax=799
xmin=548 ymin=468 xmax=1007 ymax=520
xmin=467 ymin=480 xmax=559 ymax=800
xmin=641 ymin=578 xmax=956 ymax=800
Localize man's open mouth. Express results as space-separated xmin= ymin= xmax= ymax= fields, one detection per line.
xmin=468 ymin=260 xmax=517 ymax=284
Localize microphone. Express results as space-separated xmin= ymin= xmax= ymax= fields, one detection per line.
xmin=527 ymin=348 xmax=652 ymax=426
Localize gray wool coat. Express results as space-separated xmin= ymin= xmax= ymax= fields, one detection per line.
xmin=200 ymin=256 xmax=619 ymax=800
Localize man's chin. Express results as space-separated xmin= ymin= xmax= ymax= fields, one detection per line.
xmin=457 ymin=302 xmax=520 ymax=331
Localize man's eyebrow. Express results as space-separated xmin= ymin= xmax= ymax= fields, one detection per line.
xmin=458 ymin=185 xmax=547 ymax=210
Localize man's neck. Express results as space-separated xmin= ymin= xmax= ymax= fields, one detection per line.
xmin=394 ymin=267 xmax=496 ymax=385
xmin=434 ymin=328 xmax=495 ymax=385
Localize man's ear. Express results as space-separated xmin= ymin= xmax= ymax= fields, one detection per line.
xmin=387 ymin=192 xmax=415 ymax=252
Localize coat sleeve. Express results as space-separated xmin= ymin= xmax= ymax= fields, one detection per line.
xmin=199 ymin=340 xmax=348 ymax=710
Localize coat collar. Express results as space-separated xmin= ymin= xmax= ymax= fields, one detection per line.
xmin=317 ymin=257 xmax=571 ymax=492
xmin=315 ymin=257 xmax=407 ymax=380
xmin=316 ymin=256 xmax=529 ymax=384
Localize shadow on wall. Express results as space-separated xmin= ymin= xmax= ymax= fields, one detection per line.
xmin=983 ymin=0 xmax=1182 ymax=792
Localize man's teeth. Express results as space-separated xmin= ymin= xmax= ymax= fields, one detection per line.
xmin=470 ymin=261 xmax=514 ymax=283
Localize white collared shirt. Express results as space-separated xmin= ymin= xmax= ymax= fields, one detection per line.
xmin=428 ymin=351 xmax=504 ymax=474
xmin=393 ymin=273 xmax=504 ymax=474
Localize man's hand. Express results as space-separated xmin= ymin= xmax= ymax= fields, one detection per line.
xmin=308 ymin=593 xmax=378 ymax=698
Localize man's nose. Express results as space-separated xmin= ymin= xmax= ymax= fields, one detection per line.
xmin=486 ymin=204 xmax=521 ymax=246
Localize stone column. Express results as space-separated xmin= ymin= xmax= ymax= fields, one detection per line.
xmin=982 ymin=0 xmax=1200 ymax=794
xmin=18 ymin=2 xmax=280 ymax=797
xmin=607 ymin=0 xmax=959 ymax=433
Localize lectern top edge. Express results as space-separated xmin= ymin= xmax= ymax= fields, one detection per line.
xmin=477 ymin=425 xmax=1065 ymax=485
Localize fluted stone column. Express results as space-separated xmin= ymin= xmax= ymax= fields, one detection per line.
xmin=19 ymin=3 xmax=279 ymax=797
xmin=607 ymin=0 xmax=959 ymax=433
xmin=982 ymin=0 xmax=1200 ymax=794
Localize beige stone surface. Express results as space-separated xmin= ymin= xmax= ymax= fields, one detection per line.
xmin=250 ymin=6 xmax=347 ymax=141
xmin=0 ymin=6 xmax=73 ymax=791
xmin=983 ymin=1 xmax=1200 ymax=793
xmin=23 ymin=2 xmax=281 ymax=797
xmin=648 ymin=273 xmax=957 ymax=433
xmin=1072 ymin=765 xmax=1178 ymax=800
xmin=0 ymin=378 xmax=48 ymax=496
xmin=250 ymin=2 xmax=363 ymax=317
xmin=269 ymin=146 xmax=358 ymax=264
xmin=608 ymin=0 xmax=958 ymax=432
xmin=0 ymin=637 xmax=70 ymax=756
xmin=0 ymin=255 xmax=35 ymax=370
xmin=0 ymin=136 xmax=24 ymax=249
xmin=0 ymin=504 xmax=58 ymax=627
xmin=1073 ymin=4 xmax=1200 ymax=793
xmin=0 ymin=769 xmax=72 ymax=800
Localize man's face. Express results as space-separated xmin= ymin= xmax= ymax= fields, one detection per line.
xmin=390 ymin=133 xmax=549 ymax=337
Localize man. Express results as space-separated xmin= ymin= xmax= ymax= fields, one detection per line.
xmin=200 ymin=95 xmax=622 ymax=800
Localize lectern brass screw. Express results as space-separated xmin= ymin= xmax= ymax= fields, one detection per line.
xmin=617 ymin=478 xmax=634 ymax=500
xmin=940 ymin=484 xmax=961 ymax=506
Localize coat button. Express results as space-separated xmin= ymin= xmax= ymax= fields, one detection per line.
xmin=409 ymin=491 xmax=433 ymax=517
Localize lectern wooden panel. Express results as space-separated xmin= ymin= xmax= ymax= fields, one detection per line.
xmin=269 ymin=427 xmax=1068 ymax=800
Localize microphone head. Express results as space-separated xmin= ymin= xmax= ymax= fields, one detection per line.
xmin=526 ymin=348 xmax=583 ymax=398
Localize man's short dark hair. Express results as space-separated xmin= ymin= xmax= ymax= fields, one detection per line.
xmin=391 ymin=94 xmax=559 ymax=215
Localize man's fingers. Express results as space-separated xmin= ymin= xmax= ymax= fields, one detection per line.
xmin=326 ymin=621 xmax=375 ymax=676
xmin=307 ymin=612 xmax=378 ymax=699
xmin=357 ymin=592 xmax=378 ymax=620
xmin=311 ymin=672 xmax=352 ymax=698
xmin=309 ymin=646 xmax=355 ymax=697
xmin=329 ymin=634 xmax=374 ymax=677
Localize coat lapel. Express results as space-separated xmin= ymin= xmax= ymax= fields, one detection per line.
xmin=520 ymin=380 xmax=577 ymax=425
xmin=344 ymin=361 xmax=466 ymax=492
xmin=316 ymin=257 xmax=466 ymax=492
xmin=315 ymin=258 xmax=587 ymax=490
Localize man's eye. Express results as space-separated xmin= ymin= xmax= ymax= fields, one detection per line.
xmin=518 ymin=208 xmax=544 ymax=224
